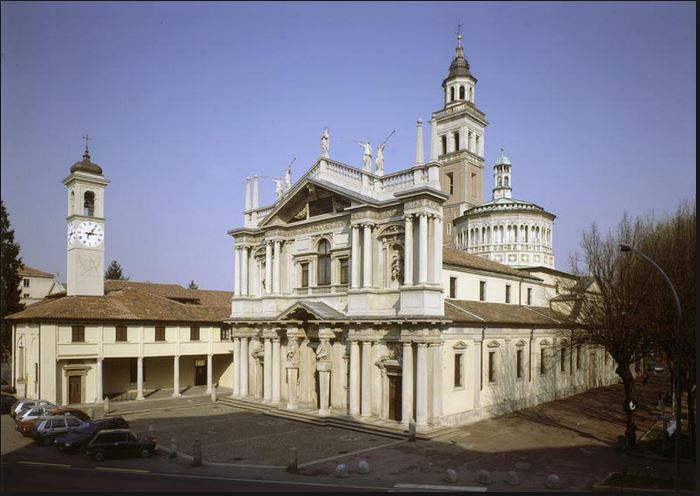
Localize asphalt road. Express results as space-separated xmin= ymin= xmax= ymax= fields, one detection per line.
xmin=0 ymin=461 xmax=385 ymax=492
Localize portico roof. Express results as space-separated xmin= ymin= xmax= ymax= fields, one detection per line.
xmin=276 ymin=301 xmax=346 ymax=321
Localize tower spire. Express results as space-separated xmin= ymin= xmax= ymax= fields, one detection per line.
xmin=82 ymin=134 xmax=91 ymax=159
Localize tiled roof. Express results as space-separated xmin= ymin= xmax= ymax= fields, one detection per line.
xmin=18 ymin=265 xmax=55 ymax=278
xmin=444 ymin=299 xmax=574 ymax=327
xmin=442 ymin=248 xmax=542 ymax=281
xmin=7 ymin=281 xmax=232 ymax=324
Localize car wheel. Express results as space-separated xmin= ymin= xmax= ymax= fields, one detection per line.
xmin=56 ymin=444 xmax=64 ymax=452
xmin=93 ymin=451 xmax=105 ymax=462
xmin=140 ymin=448 xmax=152 ymax=459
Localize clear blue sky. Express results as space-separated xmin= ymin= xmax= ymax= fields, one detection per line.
xmin=1 ymin=1 xmax=695 ymax=290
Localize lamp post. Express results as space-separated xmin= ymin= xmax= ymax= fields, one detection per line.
xmin=620 ymin=243 xmax=683 ymax=491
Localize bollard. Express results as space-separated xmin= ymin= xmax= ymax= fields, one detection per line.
xmin=103 ymin=396 xmax=110 ymax=415
xmin=148 ymin=423 xmax=156 ymax=439
xmin=211 ymin=389 xmax=217 ymax=402
xmin=545 ymin=474 xmax=561 ymax=489
xmin=192 ymin=439 xmax=202 ymax=467
xmin=443 ymin=469 xmax=458 ymax=483
xmin=88 ymin=407 xmax=94 ymax=419
xmin=408 ymin=418 xmax=416 ymax=442
xmin=335 ymin=463 xmax=349 ymax=478
xmin=169 ymin=438 xmax=177 ymax=459
xmin=505 ymin=471 xmax=521 ymax=486
xmin=477 ymin=470 xmax=492 ymax=485
xmin=356 ymin=460 xmax=370 ymax=474
xmin=287 ymin=447 xmax=298 ymax=473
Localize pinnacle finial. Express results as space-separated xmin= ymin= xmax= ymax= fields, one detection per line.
xmin=457 ymin=22 xmax=462 ymax=49
xmin=82 ymin=134 xmax=91 ymax=159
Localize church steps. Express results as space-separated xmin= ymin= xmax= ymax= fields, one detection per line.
xmin=218 ymin=397 xmax=452 ymax=440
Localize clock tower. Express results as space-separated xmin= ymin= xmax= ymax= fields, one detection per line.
xmin=63 ymin=140 xmax=110 ymax=296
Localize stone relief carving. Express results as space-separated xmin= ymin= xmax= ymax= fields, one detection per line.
xmin=390 ymin=253 xmax=403 ymax=284
xmin=285 ymin=339 xmax=300 ymax=368
xmin=315 ymin=340 xmax=332 ymax=372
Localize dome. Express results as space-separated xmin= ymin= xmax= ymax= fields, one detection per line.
xmin=70 ymin=151 xmax=103 ymax=175
xmin=495 ymin=155 xmax=511 ymax=166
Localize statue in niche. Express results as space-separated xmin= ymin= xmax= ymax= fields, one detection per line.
xmin=390 ymin=251 xmax=403 ymax=285
xmin=286 ymin=339 xmax=299 ymax=367
xmin=320 ymin=128 xmax=330 ymax=158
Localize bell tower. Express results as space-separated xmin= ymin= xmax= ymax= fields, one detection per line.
xmin=63 ymin=137 xmax=109 ymax=296
xmin=430 ymin=28 xmax=488 ymax=245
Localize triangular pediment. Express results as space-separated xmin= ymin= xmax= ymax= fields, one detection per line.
xmin=276 ymin=301 xmax=345 ymax=321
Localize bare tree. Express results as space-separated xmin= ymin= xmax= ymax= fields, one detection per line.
xmin=569 ymin=213 xmax=659 ymax=447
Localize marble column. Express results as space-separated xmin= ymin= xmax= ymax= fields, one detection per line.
xmin=263 ymin=338 xmax=272 ymax=402
xmin=265 ymin=243 xmax=272 ymax=294
xmin=286 ymin=367 xmax=298 ymax=410
xmin=418 ymin=214 xmax=428 ymax=284
xmin=415 ymin=343 xmax=428 ymax=425
xmin=433 ymin=216 xmax=443 ymax=285
xmin=206 ymin=354 xmax=213 ymax=394
xmin=233 ymin=247 xmax=240 ymax=296
xmin=172 ymin=355 xmax=181 ymax=398
xmin=273 ymin=240 xmax=281 ymax=294
xmin=403 ymin=215 xmax=413 ymax=286
xmin=360 ymin=340 xmax=372 ymax=417
xmin=231 ymin=337 xmax=240 ymax=397
xmin=362 ymin=224 xmax=373 ymax=288
xmin=241 ymin=247 xmax=249 ymax=296
xmin=136 ymin=357 xmax=144 ymax=401
xmin=430 ymin=343 xmax=443 ymax=423
xmin=318 ymin=370 xmax=330 ymax=416
xmin=271 ymin=338 xmax=281 ymax=402
xmin=401 ymin=342 xmax=414 ymax=424
xmin=415 ymin=118 xmax=424 ymax=166
xmin=351 ymin=225 xmax=361 ymax=289
xmin=240 ymin=337 xmax=249 ymax=396
xmin=348 ymin=340 xmax=360 ymax=416
xmin=96 ymin=358 xmax=103 ymax=403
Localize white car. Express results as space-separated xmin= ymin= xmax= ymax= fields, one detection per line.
xmin=11 ymin=399 xmax=52 ymax=419
xmin=16 ymin=404 xmax=57 ymax=422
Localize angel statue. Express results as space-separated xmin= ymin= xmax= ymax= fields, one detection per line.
xmin=320 ymin=128 xmax=330 ymax=158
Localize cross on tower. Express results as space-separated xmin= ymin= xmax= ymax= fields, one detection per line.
xmin=456 ymin=21 xmax=463 ymax=48
xmin=83 ymin=134 xmax=91 ymax=153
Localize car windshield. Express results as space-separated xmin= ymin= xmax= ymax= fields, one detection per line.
xmin=75 ymin=423 xmax=95 ymax=433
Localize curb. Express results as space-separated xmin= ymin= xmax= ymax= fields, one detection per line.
xmin=592 ymin=472 xmax=696 ymax=493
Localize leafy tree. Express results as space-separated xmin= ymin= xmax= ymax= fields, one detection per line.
xmin=105 ymin=260 xmax=128 ymax=280
xmin=188 ymin=280 xmax=199 ymax=290
xmin=1 ymin=200 xmax=24 ymax=357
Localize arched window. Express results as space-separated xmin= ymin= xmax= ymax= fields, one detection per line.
xmin=497 ymin=177 xmax=502 ymax=187
xmin=459 ymin=86 xmax=465 ymax=100
xmin=317 ymin=239 xmax=331 ymax=286
xmin=83 ymin=191 xmax=95 ymax=216
xmin=469 ymin=86 xmax=473 ymax=101
xmin=450 ymin=87 xmax=455 ymax=102
xmin=504 ymin=176 xmax=509 ymax=187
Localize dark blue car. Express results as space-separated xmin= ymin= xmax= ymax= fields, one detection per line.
xmin=54 ymin=416 xmax=129 ymax=452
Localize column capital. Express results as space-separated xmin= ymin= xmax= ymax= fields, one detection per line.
xmin=404 ymin=214 xmax=414 ymax=222
xmin=361 ymin=222 xmax=375 ymax=229
xmin=416 ymin=342 xmax=429 ymax=348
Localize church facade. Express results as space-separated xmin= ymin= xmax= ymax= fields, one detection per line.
xmin=8 ymin=34 xmax=618 ymax=429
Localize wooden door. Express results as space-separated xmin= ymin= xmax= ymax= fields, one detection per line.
xmin=195 ymin=365 xmax=206 ymax=386
xmin=68 ymin=376 xmax=81 ymax=404
xmin=388 ymin=375 xmax=402 ymax=421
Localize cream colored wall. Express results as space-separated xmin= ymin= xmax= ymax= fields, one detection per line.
xmin=443 ymin=268 xmax=544 ymax=306
xmin=19 ymin=276 xmax=60 ymax=306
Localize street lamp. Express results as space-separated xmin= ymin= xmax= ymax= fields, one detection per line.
xmin=619 ymin=243 xmax=683 ymax=492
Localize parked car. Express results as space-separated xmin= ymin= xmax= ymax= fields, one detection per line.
xmin=55 ymin=416 xmax=129 ymax=452
xmin=10 ymin=399 xmax=53 ymax=419
xmin=32 ymin=415 xmax=86 ymax=446
xmin=16 ymin=406 xmax=61 ymax=436
xmin=86 ymin=429 xmax=157 ymax=461
xmin=647 ymin=361 xmax=665 ymax=374
xmin=51 ymin=407 xmax=91 ymax=422
xmin=1 ymin=379 xmax=16 ymax=394
xmin=1 ymin=392 xmax=17 ymax=415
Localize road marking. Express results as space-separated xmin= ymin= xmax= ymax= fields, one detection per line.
xmin=298 ymin=439 xmax=407 ymax=468
xmin=18 ymin=461 xmax=71 ymax=468
xmin=393 ymin=483 xmax=487 ymax=492
xmin=95 ymin=467 xmax=150 ymax=473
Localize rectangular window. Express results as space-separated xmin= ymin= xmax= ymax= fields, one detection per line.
xmin=300 ymin=263 xmax=309 ymax=288
xmin=339 ymin=258 xmax=349 ymax=285
xmin=449 ymin=277 xmax=457 ymax=298
xmin=116 ymin=326 xmax=127 ymax=342
xmin=453 ymin=131 xmax=460 ymax=151
xmin=190 ymin=326 xmax=200 ymax=341
xmin=129 ymin=358 xmax=146 ymax=383
xmin=23 ymin=293 xmax=29 ymax=299
xmin=454 ymin=353 xmax=463 ymax=388
xmin=505 ymin=285 xmax=511 ymax=303
xmin=488 ymin=351 xmax=496 ymax=383
xmin=441 ymin=135 xmax=447 ymax=155
xmin=447 ymin=172 xmax=454 ymax=195
xmin=527 ymin=288 xmax=532 ymax=305
xmin=220 ymin=327 xmax=231 ymax=341
xmin=23 ymin=278 xmax=30 ymax=287
xmin=71 ymin=325 xmax=85 ymax=343
xmin=155 ymin=326 xmax=165 ymax=341
xmin=576 ymin=345 xmax=581 ymax=370
xmin=540 ymin=348 xmax=547 ymax=375
xmin=516 ymin=349 xmax=524 ymax=379
xmin=560 ymin=347 xmax=566 ymax=372
xmin=479 ymin=281 xmax=486 ymax=301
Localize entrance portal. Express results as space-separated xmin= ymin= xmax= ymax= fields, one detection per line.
xmin=194 ymin=361 xmax=206 ymax=386
xmin=69 ymin=375 xmax=82 ymax=404
xmin=388 ymin=374 xmax=402 ymax=421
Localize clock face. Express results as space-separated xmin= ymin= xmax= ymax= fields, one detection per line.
xmin=67 ymin=222 xmax=77 ymax=246
xmin=76 ymin=220 xmax=104 ymax=248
